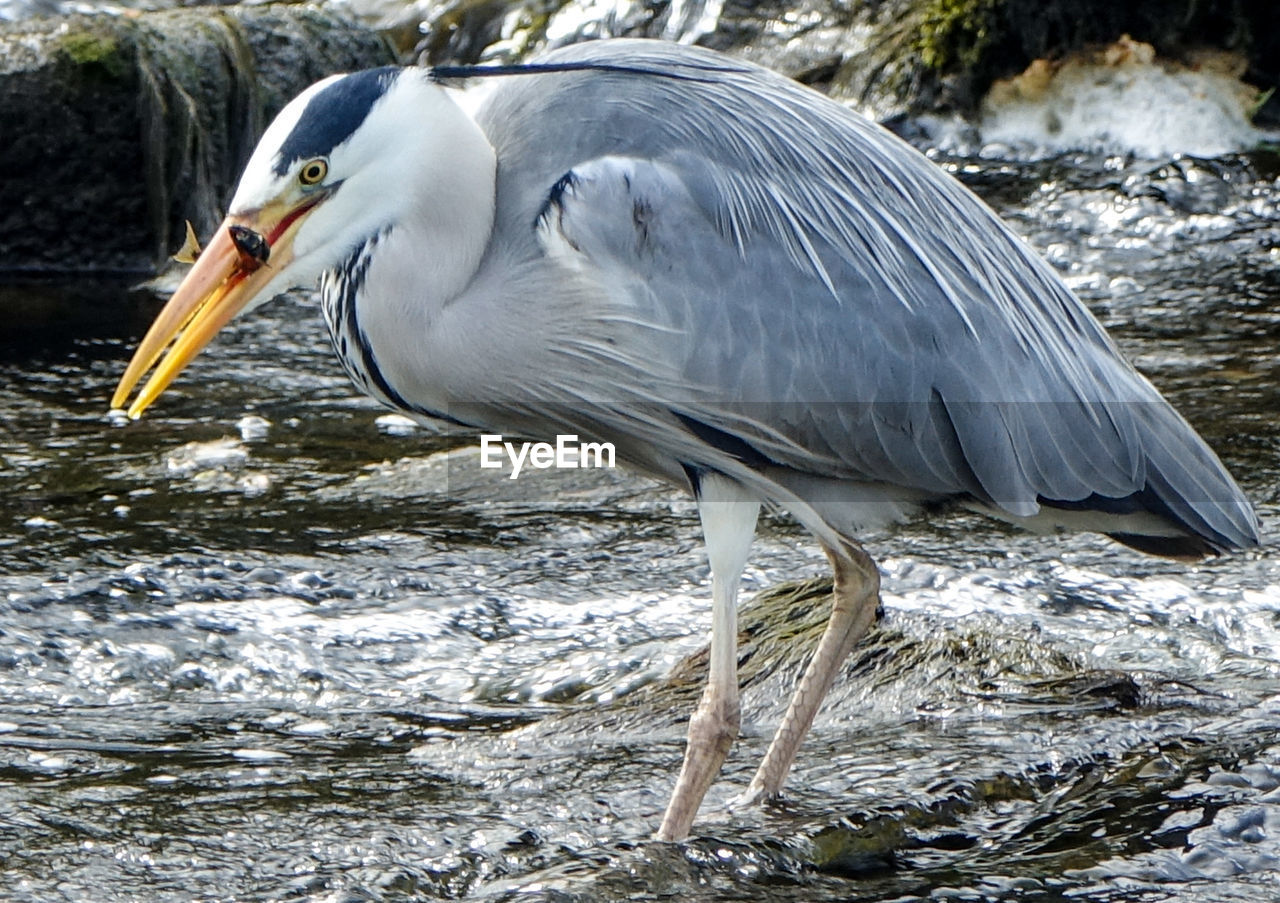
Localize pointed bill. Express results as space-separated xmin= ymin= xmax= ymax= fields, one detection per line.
xmin=112 ymin=224 xmax=264 ymax=418
xmin=112 ymin=200 xmax=318 ymax=419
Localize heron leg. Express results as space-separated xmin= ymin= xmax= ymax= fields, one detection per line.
xmin=656 ymin=473 xmax=759 ymax=842
xmin=740 ymin=538 xmax=880 ymax=804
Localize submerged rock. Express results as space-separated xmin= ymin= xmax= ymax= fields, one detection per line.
xmin=0 ymin=6 xmax=393 ymax=285
xmin=554 ymin=573 xmax=1145 ymax=738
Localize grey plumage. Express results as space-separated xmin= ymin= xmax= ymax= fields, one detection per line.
xmin=421 ymin=39 xmax=1256 ymax=556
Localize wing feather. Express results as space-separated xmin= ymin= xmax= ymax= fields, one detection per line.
xmin=471 ymin=39 xmax=1257 ymax=550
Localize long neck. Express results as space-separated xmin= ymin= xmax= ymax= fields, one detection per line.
xmin=321 ymin=88 xmax=498 ymax=418
xmin=379 ymin=90 xmax=498 ymax=305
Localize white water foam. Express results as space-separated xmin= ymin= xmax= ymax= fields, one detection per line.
xmin=979 ymin=39 xmax=1273 ymax=159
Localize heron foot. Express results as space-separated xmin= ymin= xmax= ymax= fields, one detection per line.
xmin=655 ymin=686 xmax=741 ymax=841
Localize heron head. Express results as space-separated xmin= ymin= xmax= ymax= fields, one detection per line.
xmin=112 ymin=66 xmax=493 ymax=418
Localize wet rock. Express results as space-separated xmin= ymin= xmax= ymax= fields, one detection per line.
xmin=0 ymin=6 xmax=394 ymax=286
xmin=416 ymin=0 xmax=1280 ymax=123
xmin=545 ymin=571 xmax=1169 ymax=746
xmin=978 ymin=37 xmax=1271 ymax=157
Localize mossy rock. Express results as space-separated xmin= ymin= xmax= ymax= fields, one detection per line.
xmin=413 ymin=0 xmax=1280 ymax=121
xmin=54 ymin=28 xmax=131 ymax=79
xmin=0 ymin=6 xmax=394 ymax=292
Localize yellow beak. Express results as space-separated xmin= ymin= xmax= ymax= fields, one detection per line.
xmin=112 ymin=201 xmax=316 ymax=419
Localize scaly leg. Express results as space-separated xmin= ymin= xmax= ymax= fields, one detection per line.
xmin=740 ymin=538 xmax=880 ymax=804
xmin=656 ymin=473 xmax=759 ymax=842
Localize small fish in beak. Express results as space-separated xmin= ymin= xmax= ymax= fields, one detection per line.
xmin=173 ymin=220 xmax=203 ymax=264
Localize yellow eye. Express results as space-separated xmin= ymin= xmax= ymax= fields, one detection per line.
xmin=299 ymin=158 xmax=328 ymax=186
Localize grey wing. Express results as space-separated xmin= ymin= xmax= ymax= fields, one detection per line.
xmin=477 ymin=40 xmax=1258 ymax=553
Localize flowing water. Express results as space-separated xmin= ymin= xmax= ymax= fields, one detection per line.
xmin=2 ymin=142 xmax=1280 ymax=901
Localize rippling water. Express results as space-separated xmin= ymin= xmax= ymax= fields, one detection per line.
xmin=2 ymin=151 xmax=1279 ymax=902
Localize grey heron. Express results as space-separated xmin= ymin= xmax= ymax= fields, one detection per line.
xmin=111 ymin=39 xmax=1260 ymax=841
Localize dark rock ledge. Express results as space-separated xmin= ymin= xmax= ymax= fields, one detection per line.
xmin=0 ymin=5 xmax=393 ymax=310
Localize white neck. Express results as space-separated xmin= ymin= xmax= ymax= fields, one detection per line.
xmin=320 ymin=77 xmax=498 ymax=413
xmin=360 ymin=95 xmax=496 ymax=303
xmin=311 ymin=76 xmax=496 ymax=296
